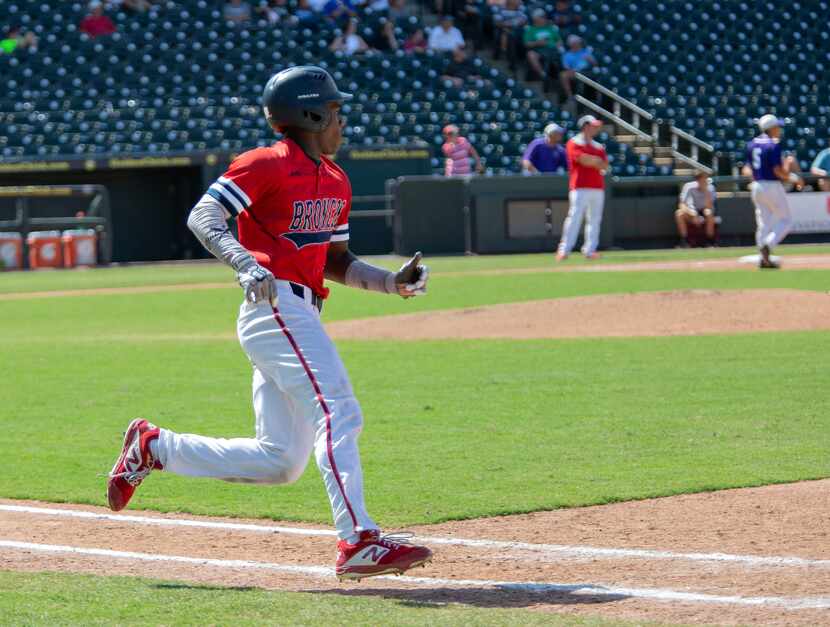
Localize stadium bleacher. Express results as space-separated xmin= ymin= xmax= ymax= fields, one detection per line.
xmin=2 ymin=0 xmax=827 ymax=175
xmin=577 ymin=0 xmax=830 ymax=173
xmin=459 ymin=0 xmax=829 ymax=173
xmin=0 ymin=0 xmax=668 ymax=176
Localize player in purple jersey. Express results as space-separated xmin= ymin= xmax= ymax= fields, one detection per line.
xmin=741 ymin=114 xmax=803 ymax=269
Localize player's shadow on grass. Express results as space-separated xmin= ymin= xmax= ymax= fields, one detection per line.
xmin=309 ymin=584 xmax=628 ymax=609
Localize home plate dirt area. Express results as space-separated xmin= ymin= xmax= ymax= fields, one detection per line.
xmin=2 ymin=480 xmax=830 ymax=625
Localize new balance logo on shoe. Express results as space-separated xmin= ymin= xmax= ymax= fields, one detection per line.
xmin=361 ymin=546 xmax=390 ymax=563
xmin=343 ymin=545 xmax=391 ymax=567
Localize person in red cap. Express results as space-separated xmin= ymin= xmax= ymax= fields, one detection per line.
xmin=556 ymin=114 xmax=608 ymax=260
xmin=441 ymin=125 xmax=484 ymax=176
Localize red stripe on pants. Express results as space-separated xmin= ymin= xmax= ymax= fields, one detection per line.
xmin=270 ymin=306 xmax=359 ymax=531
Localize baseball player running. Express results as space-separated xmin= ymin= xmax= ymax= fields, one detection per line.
xmin=106 ymin=66 xmax=433 ymax=581
xmin=741 ymin=114 xmax=804 ymax=269
xmin=556 ymin=114 xmax=608 ymax=261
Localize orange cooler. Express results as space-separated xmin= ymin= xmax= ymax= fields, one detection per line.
xmin=27 ymin=230 xmax=63 ymax=269
xmin=62 ymin=229 xmax=97 ymax=268
xmin=0 ymin=232 xmax=23 ymax=270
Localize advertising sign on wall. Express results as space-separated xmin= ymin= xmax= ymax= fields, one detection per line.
xmin=787 ymin=191 xmax=830 ymax=233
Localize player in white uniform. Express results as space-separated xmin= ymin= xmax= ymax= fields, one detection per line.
xmin=105 ymin=66 xmax=433 ymax=580
xmin=741 ymin=114 xmax=803 ymax=269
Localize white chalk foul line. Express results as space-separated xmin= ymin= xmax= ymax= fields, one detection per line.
xmin=2 ymin=539 xmax=830 ymax=610
xmin=2 ymin=503 xmax=828 ymax=569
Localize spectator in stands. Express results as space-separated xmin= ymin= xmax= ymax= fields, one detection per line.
xmin=224 ymin=0 xmax=252 ymax=24
xmin=551 ymin=0 xmax=580 ymax=32
xmin=255 ymin=0 xmax=289 ymax=23
xmin=442 ymin=124 xmax=484 ymax=176
xmin=522 ymin=123 xmax=567 ymax=175
xmin=322 ymin=0 xmax=358 ymax=23
xmin=810 ymin=143 xmax=830 ymax=191
xmin=428 ymin=15 xmax=465 ymax=53
xmin=441 ymin=48 xmax=483 ymax=86
xmin=457 ymin=0 xmax=483 ymax=48
xmin=0 ymin=27 xmax=38 ymax=54
xmin=388 ymin=0 xmax=411 ymax=19
xmin=372 ymin=19 xmax=399 ymax=51
xmin=330 ymin=18 xmax=370 ymax=54
xmin=523 ymin=9 xmax=561 ymax=82
xmin=675 ymin=171 xmax=716 ymax=247
xmin=109 ymin=0 xmax=155 ymax=13
xmin=80 ymin=2 xmax=117 ymax=38
xmin=560 ymin=34 xmax=597 ymax=100
xmin=294 ymin=0 xmax=318 ymax=26
xmin=404 ymin=28 xmax=428 ymax=53
xmin=492 ymin=0 xmax=527 ymax=63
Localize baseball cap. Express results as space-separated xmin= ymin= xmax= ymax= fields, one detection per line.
xmin=567 ymin=34 xmax=582 ymax=45
xmin=544 ymin=122 xmax=564 ymax=135
xmin=577 ymin=114 xmax=602 ymax=128
xmin=758 ymin=114 xmax=785 ymax=131
xmin=531 ymin=8 xmax=546 ymax=18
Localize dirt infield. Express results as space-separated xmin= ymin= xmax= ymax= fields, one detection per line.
xmin=327 ymin=289 xmax=830 ymax=340
xmin=2 ymin=480 xmax=830 ymax=625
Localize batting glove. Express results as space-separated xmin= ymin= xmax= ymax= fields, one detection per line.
xmin=238 ymin=264 xmax=277 ymax=306
xmin=395 ymin=252 xmax=429 ymax=298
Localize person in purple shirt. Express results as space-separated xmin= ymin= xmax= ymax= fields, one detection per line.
xmin=521 ymin=123 xmax=568 ymax=174
xmin=740 ymin=114 xmax=803 ymax=269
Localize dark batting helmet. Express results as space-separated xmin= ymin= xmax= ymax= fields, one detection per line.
xmin=262 ymin=65 xmax=353 ymax=133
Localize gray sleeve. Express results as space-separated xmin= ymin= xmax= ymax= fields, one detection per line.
xmin=187 ymin=194 xmax=257 ymax=273
xmin=344 ymin=259 xmax=397 ymax=294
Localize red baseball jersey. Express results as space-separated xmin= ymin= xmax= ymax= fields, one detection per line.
xmin=566 ymin=134 xmax=607 ymax=190
xmin=206 ymin=138 xmax=351 ymax=298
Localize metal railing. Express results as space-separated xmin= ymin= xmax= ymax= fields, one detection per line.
xmin=574 ymin=73 xmax=721 ymax=175
xmin=574 ymin=73 xmax=659 ymax=141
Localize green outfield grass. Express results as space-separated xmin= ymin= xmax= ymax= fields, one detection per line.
xmin=1 ymin=253 xmax=829 ymax=525
xmin=2 ymin=243 xmax=830 ymax=294
xmin=0 ymin=570 xmax=635 ymax=627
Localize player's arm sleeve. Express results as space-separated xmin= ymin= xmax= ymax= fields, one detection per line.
xmin=187 ymin=195 xmax=257 ymax=273
xmin=521 ymin=142 xmax=536 ymax=162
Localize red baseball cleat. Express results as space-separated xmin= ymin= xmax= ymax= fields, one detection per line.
xmin=584 ymin=251 xmax=601 ymax=260
xmin=335 ymin=530 xmax=432 ymax=581
xmin=555 ymin=251 xmax=568 ymax=262
xmin=107 ymin=418 xmax=161 ymax=511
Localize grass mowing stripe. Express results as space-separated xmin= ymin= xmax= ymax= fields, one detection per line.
xmin=2 ymin=332 xmax=828 ymax=526
xmin=3 ymin=244 xmax=830 ymax=294
xmin=0 ymin=570 xmax=628 ymax=626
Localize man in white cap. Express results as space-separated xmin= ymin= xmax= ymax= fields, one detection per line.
xmin=741 ymin=114 xmax=803 ymax=269
xmin=521 ymin=123 xmax=568 ymax=175
xmin=557 ymin=114 xmax=608 ymax=260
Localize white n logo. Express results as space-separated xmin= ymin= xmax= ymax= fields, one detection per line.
xmin=360 ymin=546 xmax=390 ymax=564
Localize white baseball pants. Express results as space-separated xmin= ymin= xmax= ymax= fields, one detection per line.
xmin=558 ymin=188 xmax=605 ymax=256
xmin=156 ymin=280 xmax=377 ymax=540
xmin=751 ymin=180 xmax=792 ymax=249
